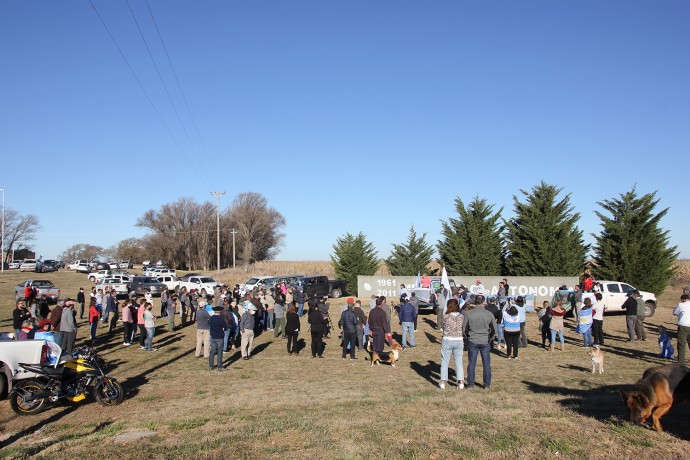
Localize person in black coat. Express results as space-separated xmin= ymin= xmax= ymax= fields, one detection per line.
xmin=338 ymin=299 xmax=360 ymax=359
xmin=308 ymin=303 xmax=326 ymax=358
xmin=285 ymin=303 xmax=301 ymax=355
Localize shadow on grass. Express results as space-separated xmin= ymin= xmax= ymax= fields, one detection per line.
xmin=0 ymin=404 xmax=79 ymax=449
xmin=424 ymin=332 xmax=440 ymax=345
xmin=120 ymin=347 xmax=196 ymax=399
xmin=522 ymin=380 xmax=690 ymax=440
xmin=423 ymin=318 xmax=439 ymax=330
xmin=410 ymin=360 xmax=440 ymax=386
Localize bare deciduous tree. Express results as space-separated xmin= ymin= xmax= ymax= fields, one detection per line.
xmin=3 ymin=209 xmax=41 ymax=263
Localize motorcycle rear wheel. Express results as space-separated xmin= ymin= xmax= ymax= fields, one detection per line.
xmin=10 ymin=380 xmax=47 ymax=415
xmin=94 ymin=379 xmax=124 ymax=406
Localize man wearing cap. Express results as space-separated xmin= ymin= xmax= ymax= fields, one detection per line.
xmin=353 ymin=300 xmax=367 ymax=351
xmin=398 ymin=296 xmax=417 ymax=349
xmin=209 ymin=307 xmax=228 ymax=370
xmin=622 ymin=291 xmax=639 ymax=342
xmin=635 ymin=291 xmax=648 ymax=341
xmin=195 ymin=299 xmax=211 ymax=358
xmin=61 ymin=300 xmax=77 ymax=354
xmin=474 ymin=280 xmax=486 ymax=296
xmin=240 ymin=302 xmax=257 ymax=360
xmin=338 ymin=298 xmax=359 ymax=359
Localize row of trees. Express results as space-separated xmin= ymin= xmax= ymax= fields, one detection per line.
xmin=331 ymin=183 xmax=677 ymax=294
xmin=59 ymin=192 xmax=286 ymax=271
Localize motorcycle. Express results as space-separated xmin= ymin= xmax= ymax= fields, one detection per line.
xmin=9 ymin=345 xmax=124 ymax=415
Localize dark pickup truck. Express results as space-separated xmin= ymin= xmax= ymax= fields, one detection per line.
xmin=298 ymin=276 xmax=348 ymax=298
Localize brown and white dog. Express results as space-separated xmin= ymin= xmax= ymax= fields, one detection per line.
xmin=588 ymin=346 xmax=604 ymax=374
xmin=366 ymin=341 xmax=403 ymax=367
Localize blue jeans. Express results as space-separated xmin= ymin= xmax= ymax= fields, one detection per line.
xmin=401 ymin=322 xmax=415 ymax=347
xmin=550 ymin=329 xmax=564 ymax=345
xmin=209 ymin=338 xmax=224 ymax=369
xmin=90 ymin=321 xmax=98 ymax=341
xmin=145 ymin=326 xmax=155 ymax=349
xmin=223 ymin=328 xmax=231 ymax=351
xmin=267 ymin=311 xmax=274 ymax=329
xmin=440 ymin=338 xmax=464 ymax=382
xmin=298 ymin=303 xmax=305 ymax=317
xmin=466 ymin=341 xmax=491 ymax=388
xmin=582 ymin=329 xmax=593 ymax=347
xmin=496 ymin=323 xmax=505 ymax=347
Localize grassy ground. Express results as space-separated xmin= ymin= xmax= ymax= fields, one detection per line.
xmin=1 ymin=266 xmax=689 ymax=459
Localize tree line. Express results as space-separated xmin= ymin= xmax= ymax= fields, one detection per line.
xmin=59 ymin=192 xmax=285 ymax=271
xmin=331 ymin=182 xmax=678 ymax=295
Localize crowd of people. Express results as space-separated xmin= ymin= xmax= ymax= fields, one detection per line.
xmin=10 ymin=275 xmax=690 ymax=390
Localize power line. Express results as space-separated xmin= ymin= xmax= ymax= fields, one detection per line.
xmin=124 ymin=0 xmax=215 ymax=186
xmin=145 ymin=0 xmax=220 ymax=185
xmin=88 ymin=0 xmax=205 ymax=180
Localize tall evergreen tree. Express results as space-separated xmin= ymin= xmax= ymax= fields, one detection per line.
xmin=592 ymin=187 xmax=677 ymax=294
xmin=504 ymin=182 xmax=587 ymax=276
xmin=331 ymin=232 xmax=379 ymax=293
xmin=385 ymin=226 xmax=434 ymax=276
xmin=438 ymin=197 xmax=504 ymax=275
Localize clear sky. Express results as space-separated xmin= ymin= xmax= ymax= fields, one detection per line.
xmin=1 ymin=1 xmax=688 ymax=262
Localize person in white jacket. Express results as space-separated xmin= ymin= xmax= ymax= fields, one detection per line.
xmin=672 ymin=294 xmax=690 ymax=364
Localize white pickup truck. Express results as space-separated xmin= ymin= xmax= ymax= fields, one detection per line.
xmin=581 ymin=280 xmax=657 ymax=317
xmin=0 ymin=339 xmax=52 ymax=399
xmin=174 ymin=274 xmax=218 ymax=297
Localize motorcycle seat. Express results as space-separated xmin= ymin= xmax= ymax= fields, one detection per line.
xmin=18 ymin=363 xmax=65 ymax=376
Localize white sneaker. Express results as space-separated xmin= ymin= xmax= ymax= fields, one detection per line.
xmin=457 ymin=382 xmax=464 ymax=389
xmin=438 ymin=382 xmax=446 ymax=390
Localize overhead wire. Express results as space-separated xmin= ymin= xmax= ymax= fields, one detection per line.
xmin=88 ymin=0 xmax=205 ymax=181
xmin=145 ymin=0 xmax=220 ymax=185
xmin=123 ymin=0 xmax=218 ymax=186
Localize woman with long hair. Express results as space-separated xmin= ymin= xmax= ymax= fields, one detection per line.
xmin=438 ymin=299 xmax=465 ymax=390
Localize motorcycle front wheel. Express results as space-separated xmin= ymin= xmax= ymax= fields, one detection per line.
xmin=94 ymin=379 xmax=124 ymax=406
xmin=9 ymin=380 xmax=47 ymax=415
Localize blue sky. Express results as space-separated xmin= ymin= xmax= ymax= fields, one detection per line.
xmin=1 ymin=1 xmax=688 ymax=261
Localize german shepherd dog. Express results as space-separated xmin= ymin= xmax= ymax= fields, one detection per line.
xmin=620 ymin=364 xmax=690 ymax=432
xmin=366 ymin=341 xmax=403 ymax=367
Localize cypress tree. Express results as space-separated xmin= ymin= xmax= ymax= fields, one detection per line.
xmin=504 ymin=181 xmax=587 ymax=276
xmin=438 ymin=196 xmax=504 ymax=275
xmin=330 ymin=232 xmax=379 ymax=292
xmin=384 ymin=226 xmax=435 ymax=276
xmin=592 ymin=187 xmax=678 ymax=294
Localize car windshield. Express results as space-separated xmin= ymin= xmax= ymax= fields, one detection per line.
xmin=199 ymin=277 xmax=216 ymax=284
xmin=245 ymin=278 xmax=261 ymax=284
xmin=33 ymin=281 xmax=54 ymax=287
xmin=140 ymin=277 xmax=159 ymax=283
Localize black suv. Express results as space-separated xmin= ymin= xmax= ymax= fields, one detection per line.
xmin=298 ymin=276 xmax=347 ymax=298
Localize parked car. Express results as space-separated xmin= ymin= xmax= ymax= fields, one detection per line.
xmin=8 ymin=260 xmax=22 ymax=269
xmin=142 ymin=260 xmax=151 ymax=267
xmin=254 ymin=274 xmax=305 ymax=293
xmin=96 ymin=277 xmax=129 ymax=298
xmin=129 ymin=276 xmax=167 ymax=297
xmin=41 ymin=260 xmax=59 ymax=273
xmin=174 ymin=274 xmax=218 ymax=297
xmin=74 ymin=261 xmax=91 ymax=273
xmin=14 ymin=280 xmax=61 ymax=304
xmin=296 ymin=275 xmax=348 ymax=298
xmin=580 ymin=281 xmax=657 ymax=317
xmin=157 ymin=274 xmax=177 ymax=290
xmin=240 ymin=276 xmax=272 ymax=295
xmin=119 ymin=260 xmax=133 ymax=269
xmin=87 ymin=270 xmax=112 ymax=283
xmin=19 ymin=259 xmax=42 ymax=273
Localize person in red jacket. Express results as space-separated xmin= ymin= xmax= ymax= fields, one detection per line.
xmin=89 ymin=298 xmax=100 ymax=345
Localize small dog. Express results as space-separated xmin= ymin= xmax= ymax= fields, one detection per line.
xmin=588 ymin=346 xmax=604 ymax=374
xmin=366 ymin=341 xmax=403 ymax=367
xmin=620 ymin=364 xmax=690 ymax=432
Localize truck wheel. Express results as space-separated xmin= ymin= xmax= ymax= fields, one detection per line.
xmin=0 ymin=372 xmax=7 ymax=399
xmin=645 ymin=301 xmax=656 ymax=318
xmin=330 ymin=288 xmax=342 ymax=298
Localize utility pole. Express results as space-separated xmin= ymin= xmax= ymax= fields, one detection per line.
xmin=210 ymin=191 xmax=225 ymax=273
xmin=230 ymin=229 xmax=237 ymax=269
xmin=1 ymin=188 xmax=4 ymax=274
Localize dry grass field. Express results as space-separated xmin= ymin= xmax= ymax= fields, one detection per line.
xmin=1 ymin=261 xmax=689 ymax=459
